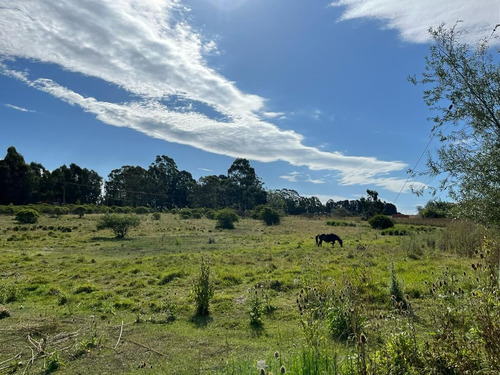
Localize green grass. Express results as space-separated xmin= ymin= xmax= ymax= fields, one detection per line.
xmin=0 ymin=212 xmax=490 ymax=374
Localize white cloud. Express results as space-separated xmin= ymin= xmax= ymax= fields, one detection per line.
xmin=202 ymin=40 xmax=220 ymax=55
xmin=4 ymin=103 xmax=35 ymax=113
xmin=280 ymin=171 xmax=301 ymax=183
xmin=262 ymin=111 xmax=286 ymax=120
xmin=279 ymin=172 xmax=326 ymax=185
xmin=312 ymin=109 xmax=322 ymax=120
xmin=331 ymin=0 xmax=500 ymax=44
xmin=0 ymin=0 xmax=415 ymax=190
xmin=338 ymin=173 xmax=427 ymax=194
xmin=306 ymin=177 xmax=326 ymax=184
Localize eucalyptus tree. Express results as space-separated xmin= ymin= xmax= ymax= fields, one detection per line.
xmin=146 ymin=155 xmax=195 ymax=209
xmin=227 ymin=158 xmax=267 ymax=210
xmin=192 ymin=175 xmax=229 ymax=209
xmin=105 ymin=165 xmax=149 ymax=207
xmin=0 ymin=146 xmax=33 ymax=205
xmin=49 ymin=164 xmax=102 ymax=204
xmin=147 ymin=155 xmax=179 ymax=209
xmin=28 ymin=162 xmax=51 ymax=203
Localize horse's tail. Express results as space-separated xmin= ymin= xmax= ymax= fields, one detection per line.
xmin=315 ymin=234 xmax=320 ymax=247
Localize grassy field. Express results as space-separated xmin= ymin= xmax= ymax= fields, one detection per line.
xmin=0 ymin=212 xmax=496 ymax=374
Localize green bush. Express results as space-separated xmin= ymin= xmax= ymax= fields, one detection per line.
xmin=51 ymin=206 xmax=69 ymax=217
xmin=73 ymin=205 xmax=86 ymax=218
xmin=369 ymin=214 xmax=394 ymax=229
xmin=15 ymin=209 xmax=39 ymax=224
xmin=179 ymin=208 xmax=192 ymax=219
xmin=0 ymin=204 xmax=16 ymax=215
xmin=326 ymin=220 xmax=356 ymax=227
xmin=214 ymin=208 xmax=239 ymax=229
xmin=259 ymin=207 xmax=281 ymax=226
xmin=45 ymin=350 xmax=64 ymax=374
xmin=96 ymin=214 xmax=141 ymax=238
xmin=134 ymin=206 xmax=150 ymax=214
xmin=204 ymin=209 xmax=216 ymax=220
xmin=191 ymin=208 xmax=204 ymax=219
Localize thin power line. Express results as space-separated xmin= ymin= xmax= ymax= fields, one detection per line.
xmin=394 ymin=105 xmax=453 ymax=204
xmin=393 ymin=133 xmax=435 ymax=204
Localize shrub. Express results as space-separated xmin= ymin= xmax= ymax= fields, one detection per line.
xmin=214 ymin=208 xmax=239 ymax=229
xmin=191 ymin=209 xmax=204 ymax=219
xmin=45 ymin=350 xmax=64 ymax=374
xmin=134 ymin=206 xmax=150 ymax=214
xmin=96 ymin=214 xmax=141 ymax=238
xmin=73 ymin=205 xmax=86 ymax=218
xmin=192 ymin=257 xmax=214 ymax=316
xmin=15 ymin=209 xmax=39 ymax=224
xmin=204 ymin=209 xmax=216 ymax=220
xmin=259 ymin=207 xmax=281 ymax=226
xmin=179 ymin=208 xmax=192 ymax=219
xmin=152 ymin=212 xmax=161 ymax=220
xmin=51 ymin=206 xmax=69 ymax=217
xmin=251 ymin=204 xmax=266 ymax=219
xmin=326 ymin=220 xmax=356 ymax=227
xmin=369 ymin=214 xmax=394 ymax=229
xmin=0 ymin=204 xmax=16 ymax=215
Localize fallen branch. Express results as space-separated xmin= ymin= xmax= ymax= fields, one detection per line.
xmin=52 ymin=329 xmax=81 ymax=345
xmin=0 ymin=351 xmax=22 ymax=366
xmin=22 ymin=349 xmax=35 ymax=375
xmin=114 ymin=321 xmax=124 ymax=349
xmin=122 ymin=338 xmax=165 ymax=356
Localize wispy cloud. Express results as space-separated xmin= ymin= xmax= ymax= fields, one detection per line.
xmin=280 ymin=169 xmax=425 ymax=193
xmin=281 ymin=171 xmax=327 ymax=184
xmin=306 ymin=177 xmax=326 ymax=184
xmin=280 ymin=171 xmax=301 ymax=183
xmin=0 ymin=0 xmax=411 ymax=190
xmin=4 ymin=103 xmax=35 ymax=113
xmin=331 ymin=0 xmax=500 ymax=44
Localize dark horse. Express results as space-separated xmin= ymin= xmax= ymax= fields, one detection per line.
xmin=316 ymin=233 xmax=343 ymax=247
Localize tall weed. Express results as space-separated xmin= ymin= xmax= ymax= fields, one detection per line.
xmin=192 ymin=256 xmax=214 ymax=316
xmin=438 ymin=220 xmax=482 ymax=256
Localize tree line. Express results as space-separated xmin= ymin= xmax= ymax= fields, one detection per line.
xmin=0 ymin=146 xmax=398 ymax=216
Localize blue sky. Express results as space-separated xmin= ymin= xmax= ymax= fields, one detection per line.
xmin=1 ymin=0 xmax=498 ymax=213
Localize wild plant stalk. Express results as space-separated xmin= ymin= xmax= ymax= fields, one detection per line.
xmin=328 ymin=278 xmax=364 ymax=343
xmin=249 ymin=286 xmax=264 ymax=328
xmin=192 ymin=256 xmax=214 ymax=316
xmin=389 ymin=263 xmax=407 ymax=310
